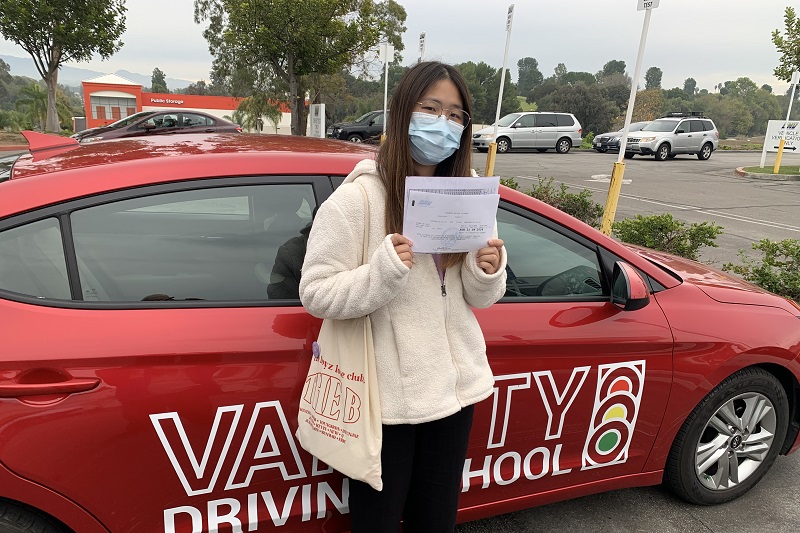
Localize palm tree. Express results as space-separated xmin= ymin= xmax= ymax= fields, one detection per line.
xmin=15 ymin=83 xmax=47 ymax=130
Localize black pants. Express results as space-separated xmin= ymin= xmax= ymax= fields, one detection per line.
xmin=349 ymin=405 xmax=475 ymax=533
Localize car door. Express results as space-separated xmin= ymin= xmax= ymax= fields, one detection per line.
xmin=689 ymin=119 xmax=707 ymax=151
xmin=0 ymin=176 xmax=353 ymax=533
xmin=673 ymin=120 xmax=694 ymax=152
xmin=460 ymin=202 xmax=673 ymax=510
xmin=179 ymin=112 xmax=217 ymax=133
xmin=534 ymin=113 xmax=559 ymax=148
xmin=510 ymin=114 xmax=535 ymax=147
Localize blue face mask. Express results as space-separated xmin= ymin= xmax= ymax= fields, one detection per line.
xmin=408 ymin=112 xmax=465 ymax=166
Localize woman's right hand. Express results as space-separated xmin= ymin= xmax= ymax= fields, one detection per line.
xmin=391 ymin=234 xmax=414 ymax=269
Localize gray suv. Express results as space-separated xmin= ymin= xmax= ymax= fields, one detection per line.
xmin=625 ymin=113 xmax=719 ymax=161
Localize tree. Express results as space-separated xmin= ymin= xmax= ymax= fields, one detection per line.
xmin=195 ymin=0 xmax=406 ymax=136
xmin=456 ymin=62 xmax=521 ymax=124
xmin=762 ymin=84 xmax=773 ymax=93
xmin=644 ymin=66 xmax=662 ymax=90
xmin=517 ymin=57 xmax=543 ymax=97
xmin=599 ymin=72 xmax=631 ymax=109
xmin=233 ymin=93 xmax=284 ymax=133
xmin=683 ymin=77 xmax=697 ymax=95
xmin=0 ymin=0 xmax=126 ymax=132
xmin=538 ymin=82 xmax=617 ymax=136
xmin=14 ymin=82 xmax=46 ymax=129
xmin=151 ymin=68 xmax=168 ymax=93
xmin=562 ymin=71 xmax=595 ymax=86
xmin=553 ymin=63 xmax=567 ymax=83
xmin=772 ymin=6 xmax=800 ymax=83
xmin=599 ymin=59 xmax=626 ymax=80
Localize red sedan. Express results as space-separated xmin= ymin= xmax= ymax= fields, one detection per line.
xmin=0 ymin=132 xmax=798 ymax=533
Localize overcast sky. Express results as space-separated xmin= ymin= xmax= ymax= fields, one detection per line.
xmin=0 ymin=0 xmax=794 ymax=94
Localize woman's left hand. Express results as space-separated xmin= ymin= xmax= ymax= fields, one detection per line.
xmin=476 ymin=239 xmax=504 ymax=275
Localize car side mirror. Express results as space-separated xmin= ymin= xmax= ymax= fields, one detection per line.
xmin=611 ymin=261 xmax=650 ymax=311
xmin=143 ymin=123 xmax=156 ymax=131
xmin=676 ymin=129 xmax=686 ymax=134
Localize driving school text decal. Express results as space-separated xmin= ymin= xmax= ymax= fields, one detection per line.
xmin=150 ymin=360 xmax=645 ymax=531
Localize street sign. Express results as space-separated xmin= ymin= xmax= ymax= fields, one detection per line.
xmin=378 ymin=42 xmax=394 ymax=64
xmin=637 ymin=0 xmax=660 ymax=10
xmin=792 ymin=71 xmax=800 ymax=85
xmin=309 ymin=104 xmax=325 ymax=138
xmin=419 ymin=32 xmax=426 ymax=55
xmin=764 ymin=119 xmax=800 ymax=152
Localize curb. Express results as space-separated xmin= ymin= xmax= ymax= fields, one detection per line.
xmin=735 ymin=166 xmax=800 ymax=181
xmin=0 ymin=145 xmax=29 ymax=152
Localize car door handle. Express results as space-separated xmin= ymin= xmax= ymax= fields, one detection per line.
xmin=0 ymin=378 xmax=100 ymax=397
xmin=205 ymin=128 xmax=214 ymax=133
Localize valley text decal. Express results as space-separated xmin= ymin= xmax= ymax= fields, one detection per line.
xmin=150 ymin=360 xmax=645 ymax=531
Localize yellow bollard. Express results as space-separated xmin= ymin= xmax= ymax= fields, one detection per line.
xmin=485 ymin=142 xmax=498 ymax=176
xmin=774 ymin=138 xmax=785 ymax=174
xmin=600 ymin=161 xmax=627 ymax=236
xmin=380 ymin=134 xmax=386 ymax=145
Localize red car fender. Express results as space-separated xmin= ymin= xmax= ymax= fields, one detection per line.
xmin=0 ymin=462 xmax=108 ymax=532
xmin=643 ymin=285 xmax=800 ymax=472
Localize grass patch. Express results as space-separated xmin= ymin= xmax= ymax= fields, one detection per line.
xmin=517 ymin=96 xmax=536 ymax=112
xmin=743 ymin=165 xmax=800 ymax=175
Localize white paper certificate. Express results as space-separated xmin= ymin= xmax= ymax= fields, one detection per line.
xmin=403 ymin=191 xmax=500 ymax=253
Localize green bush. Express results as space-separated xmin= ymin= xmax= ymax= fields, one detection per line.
xmin=580 ymin=132 xmax=595 ymax=149
xmin=723 ymin=239 xmax=800 ymax=303
xmin=612 ymin=213 xmax=722 ymax=261
xmin=501 ymin=176 xmax=604 ymax=227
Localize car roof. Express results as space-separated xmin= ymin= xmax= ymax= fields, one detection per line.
xmin=1 ymin=133 xmax=376 ymax=217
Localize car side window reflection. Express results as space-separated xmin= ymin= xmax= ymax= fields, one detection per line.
xmin=497 ymin=208 xmax=605 ymax=299
xmin=70 ymin=184 xmax=316 ymax=303
xmin=0 ymin=218 xmax=71 ymax=299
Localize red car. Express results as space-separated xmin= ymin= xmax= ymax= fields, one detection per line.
xmin=1 ymin=132 xmax=799 ymax=533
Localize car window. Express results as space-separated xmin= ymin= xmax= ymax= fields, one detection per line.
xmin=497 ymin=208 xmax=605 ymax=299
xmin=515 ymin=114 xmax=534 ymax=127
xmin=535 ymin=114 xmax=558 ymax=128
xmin=181 ymin=113 xmax=215 ymax=127
xmin=556 ymin=114 xmax=575 ymax=127
xmin=497 ymin=113 xmax=522 ymax=127
xmin=702 ymin=120 xmax=715 ymax=131
xmin=0 ymin=217 xmax=71 ymax=299
xmin=141 ymin=113 xmax=179 ymax=129
xmin=371 ymin=113 xmax=384 ymax=125
xmin=642 ymin=119 xmax=679 ymax=132
xmin=70 ymin=184 xmax=316 ymax=302
xmin=690 ymin=120 xmax=705 ymax=133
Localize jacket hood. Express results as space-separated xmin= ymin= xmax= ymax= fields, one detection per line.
xmin=342 ymin=158 xmax=380 ymax=185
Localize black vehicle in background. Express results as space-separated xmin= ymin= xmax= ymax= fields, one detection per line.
xmin=326 ymin=110 xmax=385 ymax=143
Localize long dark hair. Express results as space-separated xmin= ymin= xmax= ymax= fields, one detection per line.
xmin=376 ymin=61 xmax=473 ymax=268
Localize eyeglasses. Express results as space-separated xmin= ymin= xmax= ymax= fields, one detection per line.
xmin=416 ymin=100 xmax=471 ymax=126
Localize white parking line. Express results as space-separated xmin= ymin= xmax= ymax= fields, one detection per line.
xmin=515 ymin=176 xmax=800 ymax=233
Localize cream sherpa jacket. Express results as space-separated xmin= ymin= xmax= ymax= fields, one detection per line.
xmin=299 ymin=159 xmax=507 ymax=425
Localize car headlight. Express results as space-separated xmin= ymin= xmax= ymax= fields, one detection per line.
xmin=80 ymin=136 xmax=103 ymax=143
xmin=611 ymin=136 xmax=621 ymax=142
xmin=639 ymin=136 xmax=657 ymax=142
xmin=478 ymin=134 xmax=494 ymax=139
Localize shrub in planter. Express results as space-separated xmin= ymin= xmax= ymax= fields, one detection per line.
xmin=612 ymin=213 xmax=722 ymax=261
xmin=723 ymin=239 xmax=800 ymax=303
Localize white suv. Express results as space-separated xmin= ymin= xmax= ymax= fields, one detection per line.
xmin=625 ymin=113 xmax=719 ymax=161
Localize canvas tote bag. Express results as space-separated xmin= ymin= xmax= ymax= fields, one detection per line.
xmin=296 ymin=182 xmax=383 ymax=491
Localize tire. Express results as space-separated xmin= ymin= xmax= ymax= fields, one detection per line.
xmin=496 ymin=137 xmax=511 ymax=153
xmin=537 ymin=148 xmax=548 ymax=153
xmin=654 ymin=143 xmax=670 ymax=161
xmin=667 ymin=154 xmax=677 ymax=159
xmin=594 ymin=147 xmax=608 ymax=153
xmin=624 ymin=152 xmax=634 ymax=159
xmin=556 ymin=137 xmax=571 ymax=154
xmin=476 ymin=147 xmax=488 ymax=153
xmin=664 ymin=367 xmax=789 ymax=505
xmin=698 ymin=142 xmax=713 ymax=160
xmin=346 ymin=134 xmax=363 ymax=143
xmin=0 ymin=499 xmax=68 ymax=533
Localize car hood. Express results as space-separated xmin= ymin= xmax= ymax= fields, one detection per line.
xmin=626 ymin=244 xmax=798 ymax=312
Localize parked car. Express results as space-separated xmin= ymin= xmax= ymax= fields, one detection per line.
xmin=71 ymin=110 xmax=242 ymax=143
xmin=326 ymin=110 xmax=385 ymax=143
xmin=593 ymin=121 xmax=651 ymax=152
xmin=472 ymin=112 xmax=583 ymax=154
xmin=0 ymin=131 xmax=799 ymax=533
xmin=625 ymin=113 xmax=719 ymax=161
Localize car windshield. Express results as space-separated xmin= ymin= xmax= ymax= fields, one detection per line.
xmin=629 ymin=122 xmax=649 ymax=132
xmin=355 ymin=112 xmax=375 ymax=123
xmin=0 ymin=154 xmax=21 ymax=183
xmin=105 ymin=111 xmax=156 ymax=129
xmin=641 ymin=119 xmax=678 ymax=132
xmin=496 ymin=113 xmax=522 ymax=127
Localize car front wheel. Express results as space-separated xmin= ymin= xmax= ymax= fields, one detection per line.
xmin=0 ymin=499 xmax=68 ymax=532
xmin=346 ymin=134 xmax=363 ymax=143
xmin=655 ymin=143 xmax=670 ymax=161
xmin=624 ymin=152 xmax=634 ymax=159
xmin=556 ymin=138 xmax=571 ymax=154
xmin=496 ymin=137 xmax=511 ymax=153
xmin=665 ymin=367 xmax=789 ymax=505
xmin=698 ymin=142 xmax=713 ymax=160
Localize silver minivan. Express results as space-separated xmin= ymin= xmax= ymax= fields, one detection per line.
xmin=472 ymin=112 xmax=583 ymax=154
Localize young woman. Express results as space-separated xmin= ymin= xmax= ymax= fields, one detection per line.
xmin=299 ymin=61 xmax=507 ymax=532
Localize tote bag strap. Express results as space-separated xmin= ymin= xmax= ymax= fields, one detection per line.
xmin=355 ymin=182 xmax=370 ymax=266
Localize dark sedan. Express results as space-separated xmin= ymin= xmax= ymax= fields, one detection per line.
xmin=593 ymin=121 xmax=650 ymax=152
xmin=71 ymin=110 xmax=242 ymax=143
